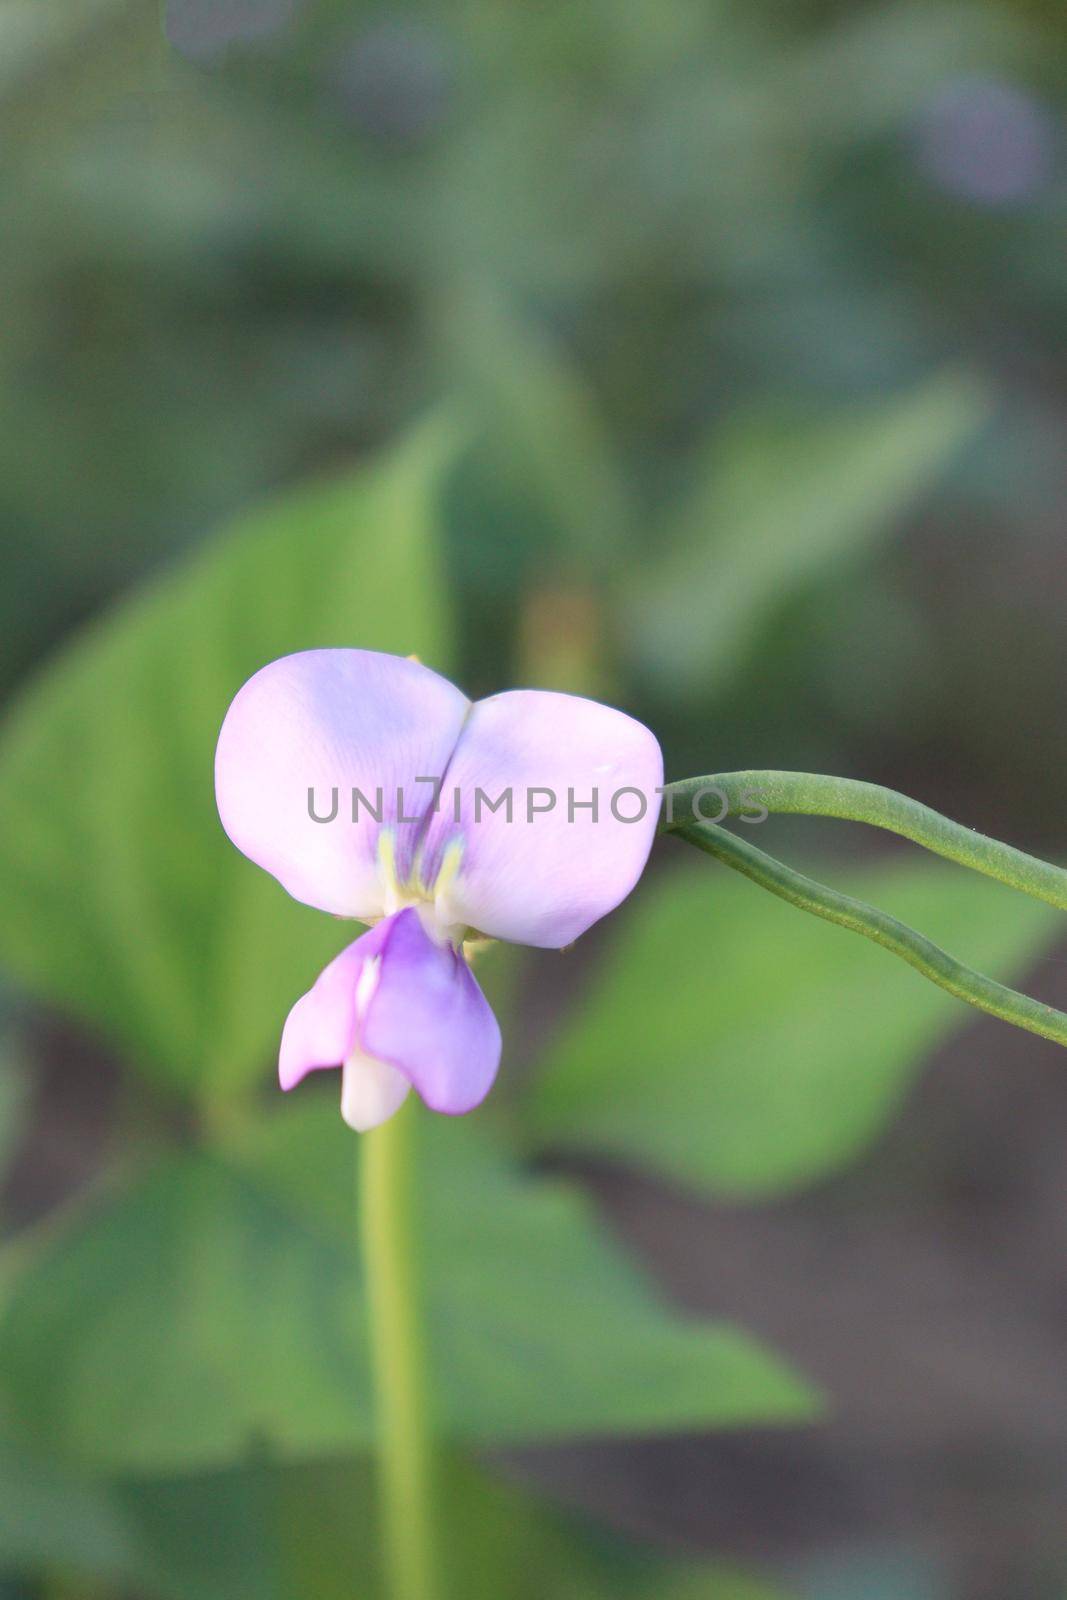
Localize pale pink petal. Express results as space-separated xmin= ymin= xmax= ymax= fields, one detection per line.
xmin=420 ymin=690 xmax=663 ymax=946
xmin=215 ymin=649 xmax=470 ymax=918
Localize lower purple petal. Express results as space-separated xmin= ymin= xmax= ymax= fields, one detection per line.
xmin=278 ymin=919 xmax=389 ymax=1091
xmin=362 ymin=908 xmax=501 ymax=1115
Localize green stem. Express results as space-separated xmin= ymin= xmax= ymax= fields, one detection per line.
xmin=662 ymin=771 xmax=1067 ymax=911
xmin=359 ymin=1101 xmax=442 ymax=1600
xmin=674 ymin=820 xmax=1067 ymax=1050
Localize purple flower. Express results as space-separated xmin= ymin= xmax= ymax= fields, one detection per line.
xmin=215 ymin=650 xmax=662 ymax=1129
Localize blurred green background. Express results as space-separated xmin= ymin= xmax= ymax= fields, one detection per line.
xmin=1 ymin=1 xmax=1066 ymax=1597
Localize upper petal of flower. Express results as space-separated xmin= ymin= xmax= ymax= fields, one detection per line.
xmin=361 ymin=908 xmax=501 ymax=1115
xmin=419 ymin=689 xmax=663 ymax=947
xmin=215 ymin=649 xmax=470 ymax=918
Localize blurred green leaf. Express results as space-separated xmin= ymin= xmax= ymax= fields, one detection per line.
xmin=0 ymin=1437 xmax=795 ymax=1599
xmin=0 ymin=1438 xmax=150 ymax=1587
xmin=627 ymin=372 xmax=990 ymax=696
xmin=0 ymin=0 xmax=158 ymax=147
xmin=442 ymin=289 xmax=629 ymax=571
xmin=0 ymin=1105 xmax=815 ymax=1473
xmin=525 ymin=855 xmax=1059 ymax=1198
xmin=0 ymin=420 xmax=457 ymax=1104
xmin=119 ymin=1452 xmax=795 ymax=1600
xmin=242 ymin=1105 xmax=816 ymax=1447
xmin=0 ymin=1144 xmax=375 ymax=1475
xmin=122 ymin=1456 xmax=568 ymax=1600
xmin=120 ymin=1459 xmax=314 ymax=1600
xmin=121 ymin=1456 xmax=393 ymax=1600
xmin=0 ymin=0 xmax=139 ymax=92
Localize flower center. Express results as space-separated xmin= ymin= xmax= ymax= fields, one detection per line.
xmin=375 ymin=829 xmax=468 ymax=947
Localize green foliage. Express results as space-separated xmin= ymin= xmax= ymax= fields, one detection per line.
xmin=443 ymin=289 xmax=628 ymax=572
xmin=0 ymin=1440 xmax=795 ymax=1598
xmin=527 ymin=855 xmax=1060 ymax=1197
xmin=0 ymin=1103 xmax=815 ymax=1474
xmin=2 ymin=0 xmax=1065 ymax=1588
xmin=117 ymin=1454 xmax=794 ymax=1600
xmin=0 ymin=420 xmax=457 ymax=1103
xmin=0 ymin=1438 xmax=149 ymax=1588
xmin=628 ymin=373 xmax=990 ymax=695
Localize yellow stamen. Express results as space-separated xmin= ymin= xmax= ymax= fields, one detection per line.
xmin=432 ymin=838 xmax=464 ymax=905
xmin=377 ymin=830 xmax=401 ymax=914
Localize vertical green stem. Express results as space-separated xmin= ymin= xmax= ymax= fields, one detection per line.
xmin=359 ymin=1100 xmax=442 ymax=1600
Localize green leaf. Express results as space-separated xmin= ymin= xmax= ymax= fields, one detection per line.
xmin=120 ymin=1456 xmax=566 ymax=1600
xmin=241 ymin=1105 xmax=816 ymax=1449
xmin=442 ymin=289 xmax=629 ymax=571
xmin=0 ymin=1105 xmax=815 ymax=1474
xmin=0 ymin=0 xmax=141 ymax=96
xmin=525 ymin=856 xmax=1060 ymax=1198
xmin=0 ymin=1439 xmax=799 ymax=1600
xmin=0 ymin=1 xmax=159 ymax=150
xmin=0 ymin=1438 xmax=151 ymax=1587
xmin=627 ymin=372 xmax=989 ymax=695
xmin=0 ymin=420 xmax=457 ymax=1102
xmin=422 ymin=1118 xmax=815 ymax=1448
xmin=119 ymin=1459 xmax=321 ymax=1600
xmin=118 ymin=1453 xmax=795 ymax=1600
